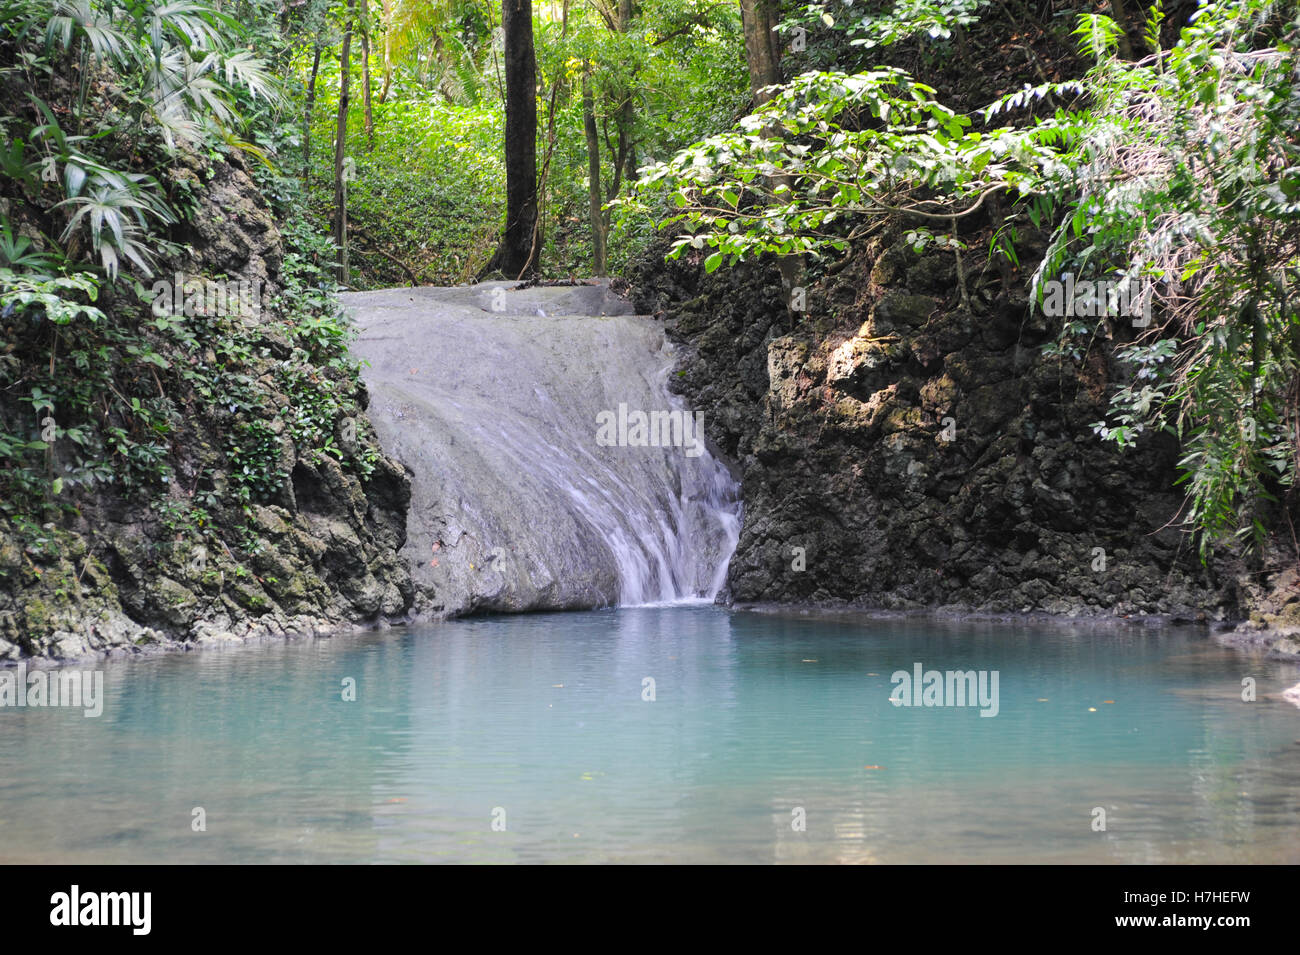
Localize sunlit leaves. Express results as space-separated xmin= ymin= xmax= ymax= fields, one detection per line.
xmin=0 ymin=269 xmax=106 ymax=325
xmin=786 ymin=0 xmax=991 ymax=50
xmin=633 ymin=65 xmax=1057 ymax=265
xmin=1073 ymin=13 xmax=1124 ymax=60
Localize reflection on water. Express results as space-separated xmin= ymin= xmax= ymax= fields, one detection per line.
xmin=1 ymin=607 xmax=1298 ymax=863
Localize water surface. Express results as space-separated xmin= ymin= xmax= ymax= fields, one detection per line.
xmin=2 ymin=607 xmax=1298 ymax=863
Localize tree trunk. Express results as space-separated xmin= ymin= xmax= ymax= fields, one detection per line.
xmin=1110 ymin=0 xmax=1138 ymax=58
xmin=333 ymin=0 xmax=356 ymax=285
xmin=302 ymin=42 xmax=322 ymax=183
xmin=483 ymin=0 xmax=539 ymax=279
xmin=616 ymin=0 xmax=637 ymax=183
xmin=740 ymin=0 xmax=800 ymax=314
xmin=739 ymin=0 xmax=782 ymax=105
xmin=378 ymin=0 xmax=392 ymax=104
xmin=591 ymin=0 xmax=638 ymax=194
xmin=533 ymin=0 xmax=568 ymax=279
xmin=583 ymin=68 xmax=607 ymax=276
xmin=361 ymin=4 xmax=374 ymax=148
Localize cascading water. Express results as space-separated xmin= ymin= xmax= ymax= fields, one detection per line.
xmin=343 ymin=282 xmax=741 ymax=616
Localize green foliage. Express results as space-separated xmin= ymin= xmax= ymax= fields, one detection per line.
xmin=8 ymin=0 xmax=1292 ymax=573
xmin=1027 ymin=0 xmax=1300 ymax=556
xmin=790 ymin=0 xmax=992 ymax=48
xmin=300 ymin=74 xmax=506 ymax=284
xmin=228 ymin=419 xmax=282 ymax=500
xmin=0 ymin=0 xmax=281 ymax=529
xmin=631 ymin=66 xmax=1056 ymax=268
xmin=0 ymin=0 xmax=385 ymax=573
xmin=0 ymin=264 xmax=178 ymax=511
xmin=290 ymin=0 xmax=747 ymax=285
xmin=0 ymin=269 xmax=105 ymax=325
xmin=2 ymin=0 xmax=279 ymax=278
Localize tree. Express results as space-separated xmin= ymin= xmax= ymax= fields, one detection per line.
xmin=333 ymin=0 xmax=356 ymax=283
xmin=583 ymin=67 xmax=607 ymax=275
xmin=483 ymin=0 xmax=540 ymax=278
xmin=739 ymin=0 xmax=800 ymax=304
xmin=303 ymin=40 xmax=323 ymax=181
xmin=361 ymin=0 xmax=374 ymax=147
xmin=296 ymin=0 xmax=333 ymax=183
xmin=378 ymin=0 xmax=393 ymax=102
xmin=610 ymin=0 xmax=638 ymax=186
xmin=739 ymin=0 xmax=781 ymax=105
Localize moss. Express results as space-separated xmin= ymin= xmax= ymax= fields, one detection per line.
xmin=22 ymin=597 xmax=52 ymax=633
xmin=1270 ymin=602 xmax=1300 ymax=627
xmin=881 ymin=405 xmax=922 ymax=433
xmin=266 ymin=572 xmax=309 ymax=601
xmin=230 ymin=582 xmax=272 ymax=612
xmin=0 ymin=537 xmax=23 ymax=575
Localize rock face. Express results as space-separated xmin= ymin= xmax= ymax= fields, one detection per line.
xmin=0 ymin=152 xmax=413 ymax=661
xmin=343 ymin=282 xmax=741 ymax=617
xmin=629 ymin=232 xmax=1239 ymax=621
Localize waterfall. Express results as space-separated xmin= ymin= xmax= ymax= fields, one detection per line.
xmin=343 ymin=282 xmax=742 ymax=616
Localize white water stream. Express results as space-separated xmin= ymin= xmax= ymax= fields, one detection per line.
xmin=343 ymin=281 xmax=741 ymax=616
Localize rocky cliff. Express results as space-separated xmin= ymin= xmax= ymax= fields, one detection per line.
xmin=629 ymin=227 xmax=1266 ymax=625
xmin=0 ymin=150 xmax=413 ymax=660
